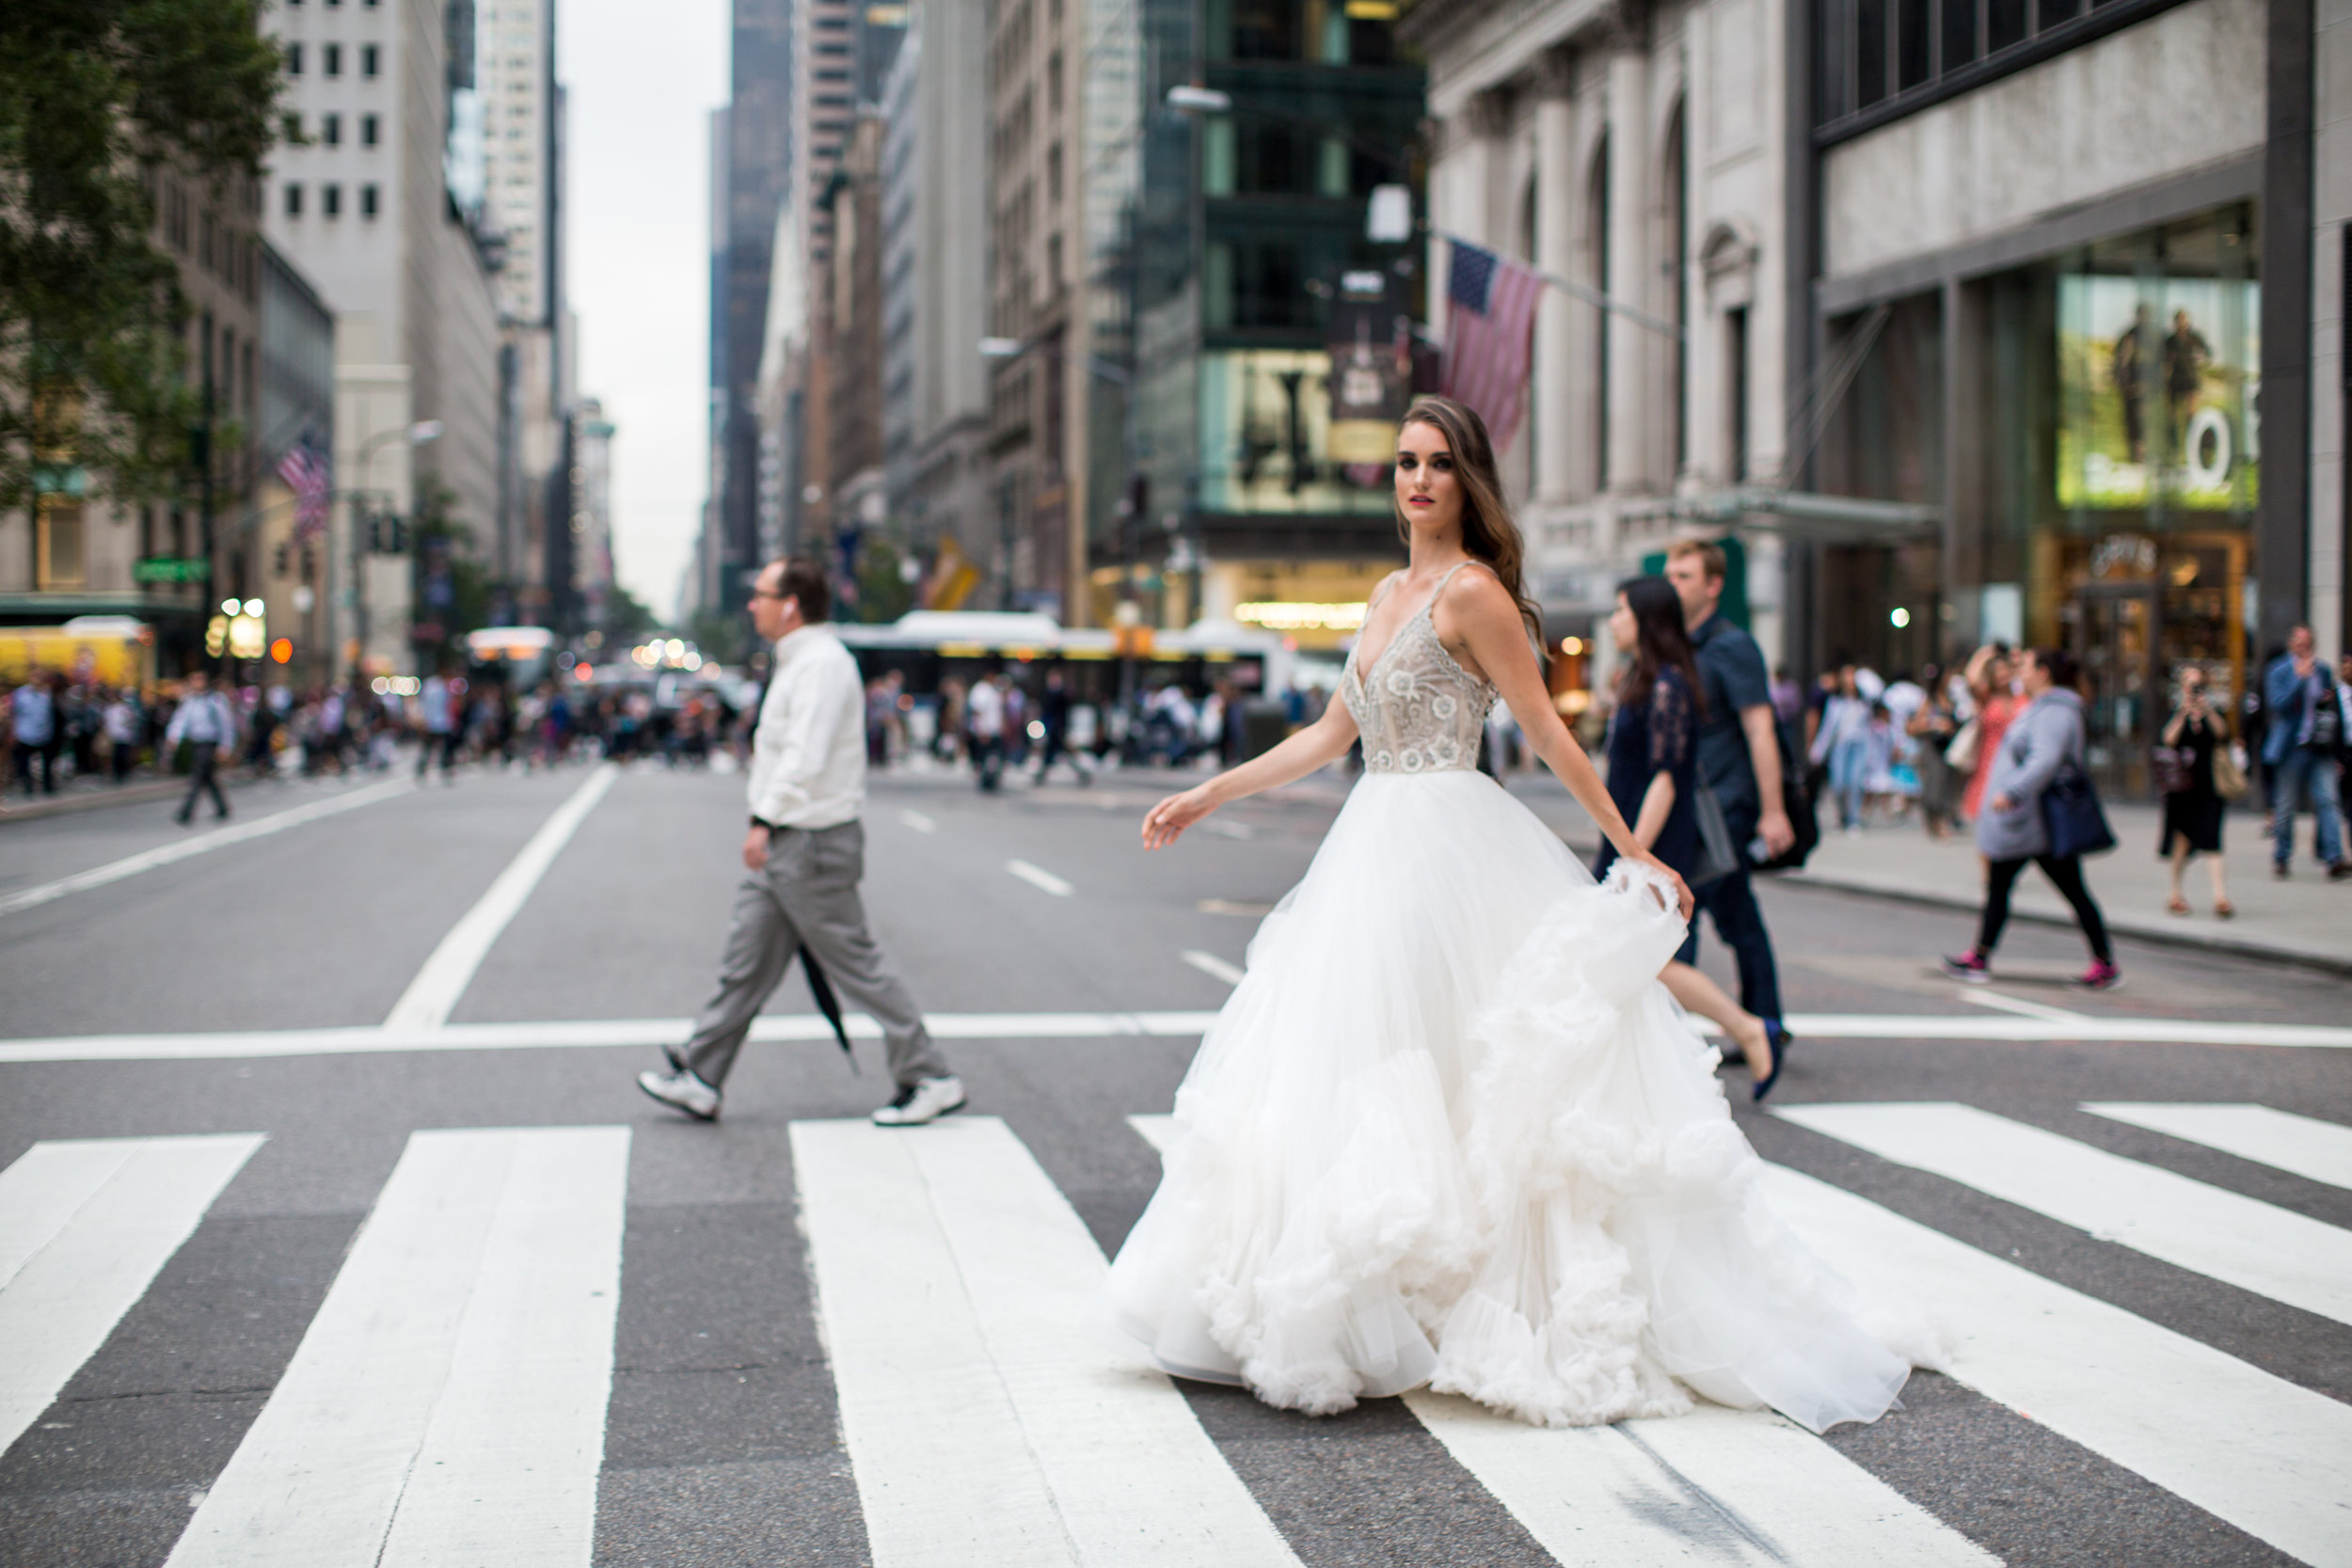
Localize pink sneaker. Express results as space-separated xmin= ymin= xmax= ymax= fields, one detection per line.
xmin=1939 ymin=950 xmax=1991 ymax=983
xmin=2074 ymin=959 xmax=2122 ymax=990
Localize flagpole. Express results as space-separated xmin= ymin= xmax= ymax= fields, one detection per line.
xmin=1437 ymin=230 xmax=1685 ymax=341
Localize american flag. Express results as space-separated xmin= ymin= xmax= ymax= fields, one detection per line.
xmin=277 ymin=431 xmax=332 ymax=541
xmin=1438 ymin=239 xmax=1545 ymax=451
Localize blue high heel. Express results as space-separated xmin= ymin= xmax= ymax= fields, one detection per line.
xmin=1750 ymin=1020 xmax=1793 ymax=1101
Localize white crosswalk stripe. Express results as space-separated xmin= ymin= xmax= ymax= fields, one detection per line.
xmin=2082 ymin=1101 xmax=2352 ymax=1191
xmin=164 ymin=1126 xmax=630 ymax=1568
xmin=792 ymin=1116 xmax=1298 ymax=1566
xmin=0 ymin=1134 xmax=264 ymax=1457
xmin=1777 ymin=1101 xmax=2352 ymax=1326
xmin=10 ymin=1103 xmax=2351 ymax=1565
xmin=1764 ymin=1162 xmax=2352 ymax=1568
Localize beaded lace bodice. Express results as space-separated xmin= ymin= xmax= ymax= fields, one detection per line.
xmin=1343 ymin=562 xmax=1500 ymax=774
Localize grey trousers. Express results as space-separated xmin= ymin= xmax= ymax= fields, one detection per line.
xmin=676 ymin=820 xmax=946 ymax=1090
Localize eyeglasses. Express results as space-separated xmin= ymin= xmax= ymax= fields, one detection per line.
xmin=750 ymin=588 xmax=786 ymax=601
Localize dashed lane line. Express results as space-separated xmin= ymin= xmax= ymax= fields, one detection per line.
xmin=1959 ymin=989 xmax=2090 ymax=1023
xmin=898 ymin=809 xmax=938 ymax=833
xmin=1006 ymin=859 xmax=1074 ymax=896
xmin=0 ymin=777 xmax=414 ymax=919
xmin=1182 ymin=950 xmax=1246 ymax=986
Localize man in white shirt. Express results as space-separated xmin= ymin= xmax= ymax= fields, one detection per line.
xmin=965 ymin=669 xmax=1007 ymax=790
xmin=166 ymin=669 xmax=239 ymax=823
xmin=639 ymin=557 xmax=961 ymax=1127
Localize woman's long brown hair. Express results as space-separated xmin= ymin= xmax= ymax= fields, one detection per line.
xmin=1395 ymin=395 xmax=1545 ymax=644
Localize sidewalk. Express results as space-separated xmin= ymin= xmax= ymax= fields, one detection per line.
xmin=0 ymin=773 xmax=262 ymax=824
xmin=1783 ymin=801 xmax=2352 ymax=975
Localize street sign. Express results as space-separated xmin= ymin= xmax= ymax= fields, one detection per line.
xmin=134 ymin=557 xmax=210 ymax=584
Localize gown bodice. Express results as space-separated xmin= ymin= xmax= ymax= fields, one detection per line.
xmin=1343 ymin=563 xmax=1500 ymax=774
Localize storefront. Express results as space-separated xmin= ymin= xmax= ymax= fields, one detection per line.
xmin=1816 ymin=200 xmax=2262 ymax=796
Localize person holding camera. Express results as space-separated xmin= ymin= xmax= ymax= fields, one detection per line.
xmin=2156 ymin=667 xmax=2234 ymax=917
xmin=2261 ymin=626 xmax=2349 ymax=879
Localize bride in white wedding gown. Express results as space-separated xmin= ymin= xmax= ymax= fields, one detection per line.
xmin=1094 ymin=396 xmax=1927 ymax=1434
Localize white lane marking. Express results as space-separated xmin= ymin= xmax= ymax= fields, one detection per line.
xmin=383 ymin=765 xmax=618 ymax=1030
xmin=1182 ymin=949 xmax=1246 ymax=987
xmin=2083 ymin=1102 xmax=2352 ymax=1191
xmin=1205 ymin=819 xmax=1257 ymax=840
xmin=898 ymin=809 xmax=938 ymax=833
xmin=1959 ymin=989 xmax=2088 ymax=1022
xmin=1005 ymin=859 xmax=1074 ymax=896
xmin=1777 ymin=1102 xmax=2352 ymax=1327
xmin=164 ymin=1126 xmax=628 ymax=1568
xmin=8 ymin=1007 xmax=2351 ymax=1064
xmin=1405 ymin=1395 xmax=1995 ymax=1568
xmin=0 ymin=779 xmax=412 ymax=919
xmin=0 ymin=1135 xmax=263 ymax=1456
xmin=1132 ymin=1114 xmax=1993 ymax=1565
xmin=1763 ymin=1163 xmax=2352 ymax=1568
xmin=793 ymin=1117 xmax=1297 ymax=1567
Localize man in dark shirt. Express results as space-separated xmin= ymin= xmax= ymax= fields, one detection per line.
xmin=1664 ymin=541 xmax=1792 ymax=1057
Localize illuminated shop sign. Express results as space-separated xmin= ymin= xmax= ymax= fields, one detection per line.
xmin=2057 ymin=276 xmax=2259 ymax=514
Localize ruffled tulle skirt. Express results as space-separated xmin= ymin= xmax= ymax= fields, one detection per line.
xmin=1093 ymin=770 xmax=1925 ymax=1433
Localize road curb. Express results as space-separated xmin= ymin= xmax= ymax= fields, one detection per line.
xmin=0 ymin=776 xmax=261 ymax=825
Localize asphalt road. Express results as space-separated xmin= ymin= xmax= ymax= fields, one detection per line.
xmin=1 ymin=752 xmax=2346 ymax=1567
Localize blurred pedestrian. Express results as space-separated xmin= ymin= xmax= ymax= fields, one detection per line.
xmin=167 ymin=669 xmax=238 ymax=824
xmin=1943 ymin=647 xmax=2119 ymax=989
xmin=1032 ymin=667 xmax=1092 ymax=784
xmin=11 ymin=670 xmax=58 ymax=795
xmin=638 ymin=556 xmax=960 ymax=1127
xmin=417 ymin=667 xmax=460 ymax=782
xmin=1906 ymin=665 xmax=1960 ymax=838
xmin=103 ymin=686 xmax=143 ymax=783
xmin=966 ymin=668 xmax=1007 ymax=790
xmin=2156 ymin=665 xmax=2233 ymax=918
xmin=1809 ymin=667 xmax=1871 ymax=831
xmin=2260 ymin=626 xmax=2348 ymax=879
xmin=1664 ymin=540 xmax=1794 ymax=1069
xmin=1957 ymin=643 xmax=2020 ymax=826
xmin=1596 ymin=576 xmax=1781 ymax=1090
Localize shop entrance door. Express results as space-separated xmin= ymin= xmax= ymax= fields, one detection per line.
xmin=2068 ymin=584 xmax=2160 ymax=797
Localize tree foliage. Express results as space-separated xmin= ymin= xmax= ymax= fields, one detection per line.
xmin=0 ymin=1 xmax=284 ymax=514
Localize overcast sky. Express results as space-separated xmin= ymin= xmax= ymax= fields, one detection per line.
xmin=559 ymin=0 xmax=730 ymax=624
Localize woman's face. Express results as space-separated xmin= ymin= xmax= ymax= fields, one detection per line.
xmin=1609 ymin=593 xmax=1637 ymax=653
xmin=1394 ymin=420 xmax=1464 ymax=536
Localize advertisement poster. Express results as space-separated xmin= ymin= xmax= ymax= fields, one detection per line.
xmin=2057 ymin=275 xmax=2258 ymax=513
xmin=1326 ymin=270 xmax=1414 ymax=471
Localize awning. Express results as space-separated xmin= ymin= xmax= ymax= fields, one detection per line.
xmin=1612 ymin=486 xmax=1941 ymax=545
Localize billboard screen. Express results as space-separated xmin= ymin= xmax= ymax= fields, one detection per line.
xmin=2057 ymin=275 xmax=2258 ymax=514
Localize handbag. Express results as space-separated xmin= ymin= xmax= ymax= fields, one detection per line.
xmin=1751 ymin=714 xmax=1822 ymax=873
xmin=2211 ymin=743 xmax=2249 ymax=800
xmin=1944 ymin=718 xmax=1981 ymax=773
xmin=2040 ymin=760 xmax=2118 ymax=858
xmin=1690 ymin=780 xmax=1741 ymax=887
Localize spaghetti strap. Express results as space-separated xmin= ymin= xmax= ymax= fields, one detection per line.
xmin=1417 ymin=560 xmax=1488 ymax=620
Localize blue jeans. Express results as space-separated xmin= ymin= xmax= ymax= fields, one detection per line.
xmin=2269 ymin=745 xmax=2344 ymax=866
xmin=1828 ymin=736 xmax=1869 ymax=827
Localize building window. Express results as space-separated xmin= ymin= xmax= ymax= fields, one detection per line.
xmin=283 ymin=111 xmax=302 ymax=141
xmin=323 ymin=112 xmax=342 ymax=145
xmin=1046 ymin=141 xmax=1062 ymax=204
xmin=361 ymin=113 xmax=379 ymax=146
xmin=284 ymin=182 xmax=303 ymax=216
xmin=1816 ymin=0 xmax=2167 ymax=135
xmin=323 ymin=182 xmax=341 ymax=216
xmin=36 ymin=501 xmax=85 ymax=590
xmin=1048 ymin=231 xmax=1063 ymax=289
xmin=285 ymin=40 xmax=303 ymax=73
xmin=360 ymin=183 xmax=379 ymax=215
xmin=325 ymin=42 xmax=342 ymax=75
xmin=362 ymin=44 xmax=379 ymax=75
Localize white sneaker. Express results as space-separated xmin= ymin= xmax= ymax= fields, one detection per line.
xmin=637 ymin=1067 xmax=721 ymax=1121
xmin=871 ymin=1075 xmax=966 ymax=1127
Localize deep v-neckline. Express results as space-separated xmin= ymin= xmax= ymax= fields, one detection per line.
xmin=1351 ymin=563 xmax=1470 ymax=689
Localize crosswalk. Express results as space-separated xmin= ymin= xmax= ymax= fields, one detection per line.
xmin=2 ymin=1101 xmax=2347 ymax=1566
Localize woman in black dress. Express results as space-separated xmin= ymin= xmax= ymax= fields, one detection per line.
xmin=1597 ymin=576 xmax=1782 ymax=1096
xmin=2159 ymin=665 xmax=2233 ymax=917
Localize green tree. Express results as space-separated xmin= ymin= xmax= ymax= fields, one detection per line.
xmin=0 ymin=1 xmax=284 ymax=514
xmin=606 ymin=584 xmax=663 ymax=642
xmin=408 ymin=482 xmax=493 ymax=670
xmin=687 ymin=605 xmax=751 ymax=667
xmin=855 ymin=536 xmax=916 ymax=624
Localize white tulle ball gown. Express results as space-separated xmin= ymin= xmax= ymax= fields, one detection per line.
xmin=1094 ymin=569 xmax=1923 ymax=1434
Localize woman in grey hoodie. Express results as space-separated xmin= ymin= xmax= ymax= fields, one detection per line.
xmin=1942 ymin=647 xmax=2121 ymax=989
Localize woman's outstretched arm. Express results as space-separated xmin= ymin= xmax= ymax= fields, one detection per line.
xmin=1141 ymin=695 xmax=1361 ymax=848
xmin=1445 ymin=570 xmax=1695 ymax=919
